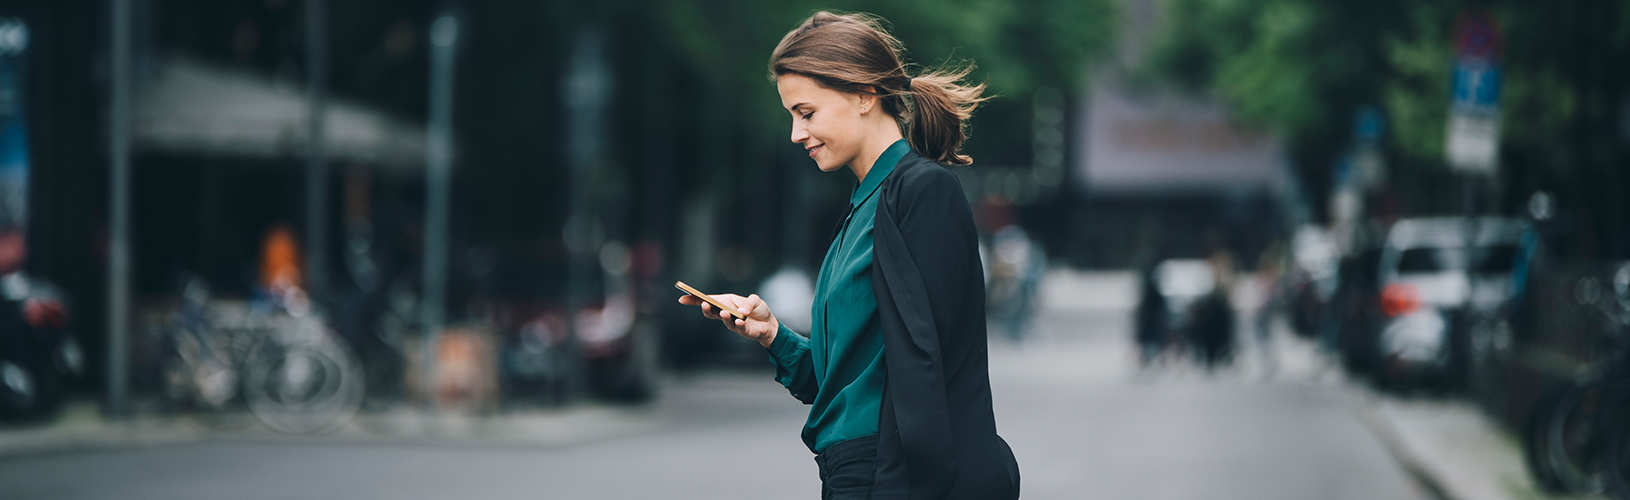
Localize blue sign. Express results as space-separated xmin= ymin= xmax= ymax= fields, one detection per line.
xmin=1447 ymin=10 xmax=1502 ymax=174
xmin=0 ymin=18 xmax=29 ymax=229
xmin=1355 ymin=106 xmax=1384 ymax=142
xmin=1452 ymin=63 xmax=1501 ymax=110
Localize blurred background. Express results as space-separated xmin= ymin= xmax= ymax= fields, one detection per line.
xmin=0 ymin=0 xmax=1629 ymax=498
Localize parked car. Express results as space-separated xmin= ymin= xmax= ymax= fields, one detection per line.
xmin=1373 ymin=217 xmax=1526 ymax=388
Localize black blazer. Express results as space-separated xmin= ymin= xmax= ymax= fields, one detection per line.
xmin=869 ymin=150 xmax=1020 ymax=499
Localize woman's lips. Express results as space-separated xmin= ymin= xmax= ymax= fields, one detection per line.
xmin=808 ymin=145 xmax=822 ymax=159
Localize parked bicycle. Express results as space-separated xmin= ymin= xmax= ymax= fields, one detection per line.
xmin=1521 ymin=264 xmax=1630 ymax=499
xmin=158 ymin=276 xmax=363 ymax=433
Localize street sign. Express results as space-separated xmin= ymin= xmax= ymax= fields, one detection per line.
xmin=1446 ymin=11 xmax=1501 ymax=175
xmin=0 ymin=18 xmax=30 ymax=230
xmin=1352 ymin=106 xmax=1385 ymax=189
xmin=1452 ymin=64 xmax=1501 ymax=109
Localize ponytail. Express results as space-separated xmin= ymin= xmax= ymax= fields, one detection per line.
xmin=770 ymin=11 xmax=990 ymax=165
xmin=904 ymin=67 xmax=987 ymax=165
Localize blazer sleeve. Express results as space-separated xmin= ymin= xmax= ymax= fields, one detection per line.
xmin=765 ymin=322 xmax=818 ymax=404
xmin=873 ymin=164 xmax=974 ymax=497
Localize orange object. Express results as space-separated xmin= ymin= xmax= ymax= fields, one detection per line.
xmin=259 ymin=225 xmax=303 ymax=291
xmin=675 ymin=281 xmax=737 ymax=315
xmin=1381 ymin=283 xmax=1421 ymax=317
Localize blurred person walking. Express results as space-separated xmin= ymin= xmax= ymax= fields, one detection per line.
xmin=1134 ymin=263 xmax=1169 ymax=367
xmin=988 ymin=222 xmax=1046 ymax=343
xmin=1190 ymin=246 xmax=1237 ymax=372
xmin=1252 ymin=242 xmax=1286 ymax=376
xmin=679 ymin=11 xmax=1019 ymax=499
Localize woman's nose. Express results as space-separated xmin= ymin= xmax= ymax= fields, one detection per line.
xmin=790 ymin=123 xmax=808 ymax=143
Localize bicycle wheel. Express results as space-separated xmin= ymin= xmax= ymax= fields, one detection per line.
xmin=243 ymin=333 xmax=363 ymax=434
xmin=1543 ymin=384 xmax=1608 ymax=494
xmin=1606 ymin=398 xmax=1630 ymax=500
xmin=1525 ymin=385 xmax=1580 ymax=493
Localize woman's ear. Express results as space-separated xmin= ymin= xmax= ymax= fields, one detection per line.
xmin=857 ymin=89 xmax=876 ymax=114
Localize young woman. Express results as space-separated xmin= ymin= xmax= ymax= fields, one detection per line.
xmin=679 ymin=11 xmax=1019 ymax=499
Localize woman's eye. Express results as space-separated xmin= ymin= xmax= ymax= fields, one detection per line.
xmin=802 ymin=112 xmax=813 ymax=120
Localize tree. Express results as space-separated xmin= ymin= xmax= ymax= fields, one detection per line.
xmin=1145 ymin=0 xmax=1630 ymax=242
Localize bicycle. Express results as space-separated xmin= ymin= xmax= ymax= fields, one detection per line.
xmin=239 ymin=310 xmax=364 ymax=434
xmin=1609 ymin=394 xmax=1630 ymax=498
xmin=157 ymin=277 xmax=363 ymax=433
xmin=1521 ymin=265 xmax=1630 ymax=498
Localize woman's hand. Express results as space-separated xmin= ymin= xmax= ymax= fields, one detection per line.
xmin=678 ymin=293 xmax=780 ymax=347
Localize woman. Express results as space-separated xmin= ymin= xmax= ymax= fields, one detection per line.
xmin=678 ymin=11 xmax=1019 ymax=499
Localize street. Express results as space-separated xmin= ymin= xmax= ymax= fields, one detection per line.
xmin=0 ymin=305 xmax=1430 ymax=500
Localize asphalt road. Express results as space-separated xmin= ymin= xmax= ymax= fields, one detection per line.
xmin=0 ymin=309 xmax=1430 ymax=500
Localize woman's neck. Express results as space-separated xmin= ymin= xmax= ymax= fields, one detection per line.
xmin=848 ymin=122 xmax=906 ymax=182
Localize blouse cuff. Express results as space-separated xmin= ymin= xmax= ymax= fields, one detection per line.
xmin=766 ymin=323 xmax=803 ymax=364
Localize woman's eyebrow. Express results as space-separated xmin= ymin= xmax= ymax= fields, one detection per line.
xmin=787 ymin=102 xmax=810 ymax=113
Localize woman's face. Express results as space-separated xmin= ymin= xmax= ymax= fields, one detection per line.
xmin=777 ymin=73 xmax=872 ymax=173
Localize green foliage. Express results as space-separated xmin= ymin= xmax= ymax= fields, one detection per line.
xmin=1211 ymin=0 xmax=1318 ymax=132
xmin=1379 ymin=6 xmax=1453 ymax=161
xmin=1144 ymin=0 xmax=1630 ymax=171
xmin=1147 ymin=0 xmax=1383 ymax=147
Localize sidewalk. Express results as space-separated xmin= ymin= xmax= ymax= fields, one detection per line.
xmin=1254 ymin=312 xmax=1587 ymax=500
xmin=1265 ymin=321 xmax=1586 ymax=500
xmin=1358 ymin=390 xmax=1602 ymax=500
xmin=0 ymin=370 xmax=785 ymax=460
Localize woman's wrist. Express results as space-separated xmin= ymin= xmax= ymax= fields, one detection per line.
xmin=760 ymin=317 xmax=781 ymax=348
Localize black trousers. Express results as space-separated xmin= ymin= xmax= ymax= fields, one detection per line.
xmin=815 ymin=435 xmax=909 ymax=500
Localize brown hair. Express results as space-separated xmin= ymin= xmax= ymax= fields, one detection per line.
xmin=768 ymin=11 xmax=989 ymax=165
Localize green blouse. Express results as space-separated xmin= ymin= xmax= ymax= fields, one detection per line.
xmin=766 ymin=139 xmax=910 ymax=454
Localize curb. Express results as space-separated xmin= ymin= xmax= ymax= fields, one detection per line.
xmin=1353 ymin=398 xmax=1459 ymax=500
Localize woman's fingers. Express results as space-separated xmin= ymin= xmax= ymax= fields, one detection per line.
xmin=741 ymin=318 xmax=765 ymax=339
xmin=714 ymin=294 xmax=750 ymax=319
xmin=680 ymin=292 xmax=770 ymax=340
xmin=699 ymin=301 xmax=726 ymax=320
xmin=683 ymin=297 xmax=743 ymax=324
xmin=746 ymin=294 xmax=768 ymax=318
xmin=719 ymin=293 xmax=763 ymax=320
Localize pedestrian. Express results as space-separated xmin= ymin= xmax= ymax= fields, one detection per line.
xmin=989 ymin=223 xmax=1044 ymax=343
xmin=678 ymin=11 xmax=1019 ymax=499
xmin=1189 ymin=246 xmax=1236 ymax=372
xmin=1253 ymin=241 xmax=1287 ymax=375
xmin=1135 ymin=263 xmax=1169 ymax=367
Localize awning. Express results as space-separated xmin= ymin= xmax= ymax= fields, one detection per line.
xmin=133 ymin=55 xmax=427 ymax=171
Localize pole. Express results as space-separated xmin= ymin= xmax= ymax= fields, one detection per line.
xmin=106 ymin=0 xmax=133 ymax=418
xmin=305 ymin=0 xmax=328 ymax=299
xmin=421 ymin=13 xmax=458 ymax=410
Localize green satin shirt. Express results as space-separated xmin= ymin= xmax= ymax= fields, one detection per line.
xmin=766 ymin=139 xmax=910 ymax=454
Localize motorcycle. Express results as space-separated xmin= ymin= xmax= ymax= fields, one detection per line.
xmin=0 ymin=271 xmax=85 ymax=421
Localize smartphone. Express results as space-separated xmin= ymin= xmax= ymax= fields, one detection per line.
xmin=675 ymin=281 xmax=741 ymax=317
